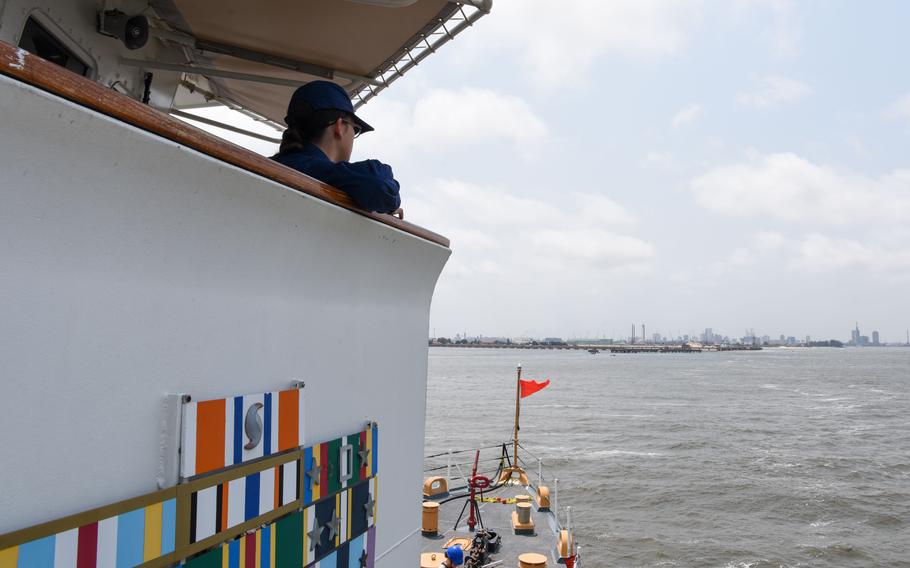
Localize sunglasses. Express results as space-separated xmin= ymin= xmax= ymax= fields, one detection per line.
xmin=340 ymin=118 xmax=363 ymax=138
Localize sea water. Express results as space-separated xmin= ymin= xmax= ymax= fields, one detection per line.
xmin=424 ymin=347 xmax=910 ymax=567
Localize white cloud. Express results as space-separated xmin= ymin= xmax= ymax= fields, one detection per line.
xmin=689 ymin=153 xmax=910 ymax=225
xmin=752 ymin=231 xmax=786 ymax=250
xmin=762 ymin=0 xmax=802 ymax=56
xmin=406 ymin=179 xmax=653 ymax=278
xmin=411 ymin=88 xmax=547 ymax=146
xmin=886 ymin=93 xmax=910 ymax=123
xmin=715 ymin=231 xmax=910 ymax=277
xmin=672 ymin=104 xmax=703 ymax=128
xmin=736 ymin=75 xmax=811 ymax=108
xmin=791 ymin=234 xmax=910 ymax=274
xmin=355 ymin=87 xmax=547 ymax=161
xmin=474 ymin=0 xmax=702 ymax=86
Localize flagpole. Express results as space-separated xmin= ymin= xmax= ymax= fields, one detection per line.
xmin=499 ymin=364 xmax=529 ymax=486
xmin=513 ymin=364 xmax=521 ymax=469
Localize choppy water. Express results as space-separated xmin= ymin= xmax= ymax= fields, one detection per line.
xmin=424 ymin=347 xmax=910 ymax=567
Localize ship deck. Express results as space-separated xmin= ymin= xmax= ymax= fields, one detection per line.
xmin=420 ymin=484 xmax=565 ymax=567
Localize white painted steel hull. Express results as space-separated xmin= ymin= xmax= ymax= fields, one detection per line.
xmin=0 ymin=74 xmax=449 ymax=566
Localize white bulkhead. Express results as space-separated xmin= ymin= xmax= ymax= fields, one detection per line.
xmin=0 ymin=2 xmax=454 ymax=565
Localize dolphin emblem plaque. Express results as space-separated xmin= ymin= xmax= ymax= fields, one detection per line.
xmin=244 ymin=401 xmax=264 ymax=450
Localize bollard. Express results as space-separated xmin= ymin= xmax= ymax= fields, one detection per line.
xmin=516 ymin=502 xmax=531 ymax=524
xmin=421 ymin=502 xmax=439 ymax=536
xmin=512 ymin=502 xmax=534 ymax=534
xmin=518 ymin=552 xmax=547 ymax=567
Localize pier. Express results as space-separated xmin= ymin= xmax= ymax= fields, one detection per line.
xmin=431 ymin=343 xmax=762 ymax=353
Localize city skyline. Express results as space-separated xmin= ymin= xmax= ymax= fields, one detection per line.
xmin=431 ymin=322 xmax=909 ymax=346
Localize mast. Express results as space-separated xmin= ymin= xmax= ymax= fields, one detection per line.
xmin=513 ymin=364 xmax=522 ymax=467
xmin=498 ymin=364 xmax=529 ymax=485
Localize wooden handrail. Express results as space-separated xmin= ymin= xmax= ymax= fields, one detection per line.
xmin=0 ymin=41 xmax=449 ymax=248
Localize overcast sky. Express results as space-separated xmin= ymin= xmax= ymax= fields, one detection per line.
xmin=190 ymin=0 xmax=910 ymax=343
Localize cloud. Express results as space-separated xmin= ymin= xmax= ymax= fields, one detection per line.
xmin=689 ymin=153 xmax=910 ymax=225
xmin=474 ymin=0 xmax=702 ymax=86
xmin=641 ymin=152 xmax=674 ymax=170
xmin=672 ymin=104 xmax=703 ymax=128
xmin=355 ymin=87 xmax=547 ymax=160
xmin=886 ymin=93 xmax=910 ymax=123
xmin=714 ymin=231 xmax=910 ymax=278
xmin=406 ymin=179 xmax=654 ymax=278
xmin=736 ymin=75 xmax=811 ymax=108
xmin=791 ymin=234 xmax=910 ymax=274
xmin=411 ymin=88 xmax=547 ymax=146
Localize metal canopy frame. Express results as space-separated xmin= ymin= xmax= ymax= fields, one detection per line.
xmin=149 ymin=29 xmax=384 ymax=87
xmin=352 ymin=1 xmax=490 ymax=109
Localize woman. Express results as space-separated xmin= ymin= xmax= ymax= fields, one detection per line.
xmin=272 ymin=80 xmax=402 ymax=216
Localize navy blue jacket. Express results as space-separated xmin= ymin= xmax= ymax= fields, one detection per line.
xmin=273 ymin=144 xmax=401 ymax=214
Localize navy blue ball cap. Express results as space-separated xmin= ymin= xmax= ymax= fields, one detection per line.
xmin=285 ymin=80 xmax=374 ymax=134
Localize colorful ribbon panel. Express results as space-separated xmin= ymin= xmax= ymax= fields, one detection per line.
xmin=183 ymin=517 xmax=376 ymax=568
xmin=190 ymin=461 xmax=300 ymax=544
xmin=302 ymin=478 xmax=377 ymax=567
xmin=0 ymin=424 xmax=379 ymax=568
xmin=0 ymin=499 xmax=176 ymax=568
xmin=304 ymin=424 xmax=377 ymax=505
xmin=182 ymin=388 xmax=306 ymax=478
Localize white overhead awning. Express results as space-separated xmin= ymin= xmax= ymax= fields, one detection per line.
xmin=148 ymin=0 xmax=491 ymax=125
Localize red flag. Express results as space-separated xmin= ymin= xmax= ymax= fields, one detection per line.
xmin=519 ymin=378 xmax=550 ymax=398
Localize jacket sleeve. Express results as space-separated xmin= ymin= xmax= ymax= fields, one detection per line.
xmin=322 ymin=159 xmax=402 ymax=214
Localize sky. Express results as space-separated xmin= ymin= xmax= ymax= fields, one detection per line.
xmin=186 ymin=0 xmax=910 ymax=343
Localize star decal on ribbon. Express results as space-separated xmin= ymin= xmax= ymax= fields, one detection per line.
xmin=326 ymin=510 xmax=341 ymax=541
xmin=307 ymin=523 xmax=323 ymax=552
xmin=358 ymin=447 xmax=370 ymax=466
xmin=363 ymin=494 xmax=375 ymax=521
xmin=306 ymin=462 xmax=322 ymax=490
xmin=359 ymin=549 xmax=369 ymax=568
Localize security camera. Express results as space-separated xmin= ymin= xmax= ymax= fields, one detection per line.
xmin=97 ymin=9 xmax=149 ymax=50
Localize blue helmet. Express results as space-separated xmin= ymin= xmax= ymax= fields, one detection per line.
xmin=445 ymin=544 xmax=464 ymax=566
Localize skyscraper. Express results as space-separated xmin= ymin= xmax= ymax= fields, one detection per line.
xmin=872 ymin=331 xmax=880 ymax=345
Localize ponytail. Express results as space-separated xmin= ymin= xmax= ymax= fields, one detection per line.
xmin=276 ymin=109 xmax=347 ymax=156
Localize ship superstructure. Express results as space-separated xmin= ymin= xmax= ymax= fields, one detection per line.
xmin=0 ymin=1 xmax=491 ymax=567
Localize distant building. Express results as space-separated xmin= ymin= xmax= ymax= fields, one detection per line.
xmin=543 ymin=337 xmax=564 ymax=345
xmin=872 ymin=331 xmax=880 ymax=345
xmin=850 ymin=322 xmax=871 ymax=345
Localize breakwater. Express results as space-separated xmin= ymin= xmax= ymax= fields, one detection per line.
xmin=431 ymin=343 xmax=762 ymax=353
